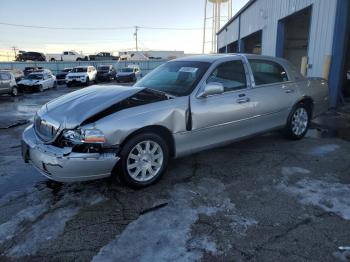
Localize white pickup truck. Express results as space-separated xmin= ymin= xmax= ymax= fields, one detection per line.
xmin=46 ymin=51 xmax=87 ymax=62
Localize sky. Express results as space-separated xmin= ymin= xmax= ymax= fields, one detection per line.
xmin=0 ymin=0 xmax=249 ymax=55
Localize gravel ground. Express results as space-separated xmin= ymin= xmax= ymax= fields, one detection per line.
xmin=0 ymin=84 xmax=349 ymax=262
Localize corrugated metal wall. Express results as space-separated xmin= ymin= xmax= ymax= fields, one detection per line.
xmin=0 ymin=60 xmax=168 ymax=76
xmin=217 ymin=0 xmax=338 ymax=78
xmin=218 ymin=19 xmax=240 ymax=49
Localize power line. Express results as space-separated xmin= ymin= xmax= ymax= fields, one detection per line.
xmin=139 ymin=26 xmax=203 ymax=31
xmin=0 ymin=22 xmax=132 ymax=30
xmin=0 ymin=22 xmax=205 ymax=31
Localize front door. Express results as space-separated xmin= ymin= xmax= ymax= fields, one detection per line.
xmin=189 ymin=58 xmax=257 ymax=151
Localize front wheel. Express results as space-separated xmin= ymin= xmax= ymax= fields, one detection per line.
xmin=284 ymin=104 xmax=311 ymax=140
xmin=38 ymin=85 xmax=44 ymax=92
xmin=11 ymin=86 xmax=18 ymax=97
xmin=115 ymin=133 xmax=169 ymax=188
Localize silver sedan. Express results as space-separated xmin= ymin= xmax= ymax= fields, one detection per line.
xmin=22 ymin=54 xmax=329 ymax=188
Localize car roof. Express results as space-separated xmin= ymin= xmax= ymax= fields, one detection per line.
xmin=173 ymin=53 xmax=289 ymax=64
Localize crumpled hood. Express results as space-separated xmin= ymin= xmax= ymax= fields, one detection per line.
xmin=18 ymin=79 xmax=42 ymax=85
xmin=38 ymin=85 xmax=144 ymax=129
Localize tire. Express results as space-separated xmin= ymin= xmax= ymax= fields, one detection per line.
xmin=85 ymin=77 xmax=90 ymax=86
xmin=76 ymin=58 xmax=82 ymax=61
xmin=53 ymin=81 xmax=57 ymax=89
xmin=11 ymin=86 xmax=18 ymax=97
xmin=284 ymin=103 xmax=311 ymax=140
xmin=115 ymin=133 xmax=169 ymax=188
xmin=38 ymin=85 xmax=44 ymax=92
xmin=50 ymin=58 xmax=56 ymax=62
xmin=67 ymin=82 xmax=72 ymax=87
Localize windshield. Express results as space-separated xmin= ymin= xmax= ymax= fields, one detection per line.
xmin=27 ymin=74 xmax=43 ymax=80
xmin=134 ymin=61 xmax=210 ymax=96
xmin=71 ymin=67 xmax=87 ymax=73
xmin=98 ymin=66 xmax=110 ymax=71
xmin=120 ymin=68 xmax=133 ymax=73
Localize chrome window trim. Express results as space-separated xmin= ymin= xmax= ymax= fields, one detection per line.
xmin=194 ymin=56 xmax=252 ymax=99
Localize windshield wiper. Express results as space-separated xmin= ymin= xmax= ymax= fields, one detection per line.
xmin=146 ymin=88 xmax=176 ymax=98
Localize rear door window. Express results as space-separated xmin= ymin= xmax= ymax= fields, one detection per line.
xmin=249 ymin=59 xmax=288 ymax=85
xmin=207 ymin=60 xmax=247 ymax=92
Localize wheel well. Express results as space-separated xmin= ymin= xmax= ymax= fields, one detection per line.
xmin=121 ymin=125 xmax=175 ymax=157
xmin=298 ymin=97 xmax=314 ymax=114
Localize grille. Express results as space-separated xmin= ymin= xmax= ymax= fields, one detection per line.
xmin=69 ymin=75 xmax=81 ymax=79
xmin=34 ymin=116 xmax=59 ymax=142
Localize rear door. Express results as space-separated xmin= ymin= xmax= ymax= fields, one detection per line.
xmin=246 ymin=58 xmax=300 ymax=131
xmin=189 ymin=58 xmax=257 ymax=150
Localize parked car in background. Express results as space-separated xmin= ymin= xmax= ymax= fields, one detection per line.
xmin=66 ymin=66 xmax=97 ymax=87
xmin=23 ymin=67 xmax=43 ymax=76
xmin=115 ymin=65 xmax=141 ymax=83
xmin=96 ymin=65 xmax=116 ymax=82
xmin=1 ymin=69 xmax=24 ymax=82
xmin=56 ymin=68 xmax=72 ymax=85
xmin=21 ymin=54 xmax=329 ymax=188
xmin=46 ymin=51 xmax=87 ymax=62
xmin=89 ymin=52 xmax=119 ymax=61
xmin=16 ymin=51 xmax=46 ymax=62
xmin=18 ymin=71 xmax=56 ymax=92
xmin=0 ymin=71 xmax=18 ymax=96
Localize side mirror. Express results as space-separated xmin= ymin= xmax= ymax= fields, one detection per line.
xmin=198 ymin=82 xmax=224 ymax=98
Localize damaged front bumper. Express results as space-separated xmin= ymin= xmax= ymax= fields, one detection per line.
xmin=21 ymin=125 xmax=120 ymax=182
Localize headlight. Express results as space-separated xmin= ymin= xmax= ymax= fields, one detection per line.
xmin=63 ymin=129 xmax=105 ymax=144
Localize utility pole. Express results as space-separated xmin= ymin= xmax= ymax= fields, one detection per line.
xmin=11 ymin=46 xmax=18 ymax=59
xmin=134 ymin=26 xmax=139 ymax=52
xmin=202 ymin=0 xmax=208 ymax=54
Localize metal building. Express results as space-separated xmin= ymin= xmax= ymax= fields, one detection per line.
xmin=217 ymin=0 xmax=350 ymax=107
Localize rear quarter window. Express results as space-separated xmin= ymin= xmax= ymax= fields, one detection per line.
xmin=249 ymin=59 xmax=289 ymax=85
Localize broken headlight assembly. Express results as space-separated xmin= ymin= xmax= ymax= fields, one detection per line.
xmin=63 ymin=129 xmax=106 ymax=144
xmin=56 ymin=129 xmax=106 ymax=153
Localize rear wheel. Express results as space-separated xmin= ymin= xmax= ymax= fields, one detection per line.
xmin=284 ymin=103 xmax=311 ymax=140
xmin=115 ymin=133 xmax=169 ymax=188
xmin=50 ymin=58 xmax=56 ymax=62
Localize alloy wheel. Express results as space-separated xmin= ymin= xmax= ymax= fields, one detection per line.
xmin=291 ymin=107 xmax=308 ymax=136
xmin=126 ymin=140 xmax=164 ymax=182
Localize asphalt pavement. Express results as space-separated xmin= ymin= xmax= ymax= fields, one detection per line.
xmin=0 ymin=84 xmax=349 ymax=262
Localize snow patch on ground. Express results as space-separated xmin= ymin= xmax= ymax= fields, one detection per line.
xmin=308 ymin=144 xmax=340 ymax=157
xmin=333 ymin=250 xmax=350 ymax=262
xmin=281 ymin=167 xmax=311 ymax=177
xmin=7 ymin=207 xmax=79 ymax=257
xmin=278 ymin=168 xmax=350 ymax=220
xmin=93 ymin=178 xmax=256 ymax=262
xmin=0 ymin=184 xmax=107 ymax=257
xmin=281 ymin=179 xmax=350 ymax=220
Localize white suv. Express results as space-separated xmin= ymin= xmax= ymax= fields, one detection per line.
xmin=66 ymin=66 xmax=97 ymax=87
